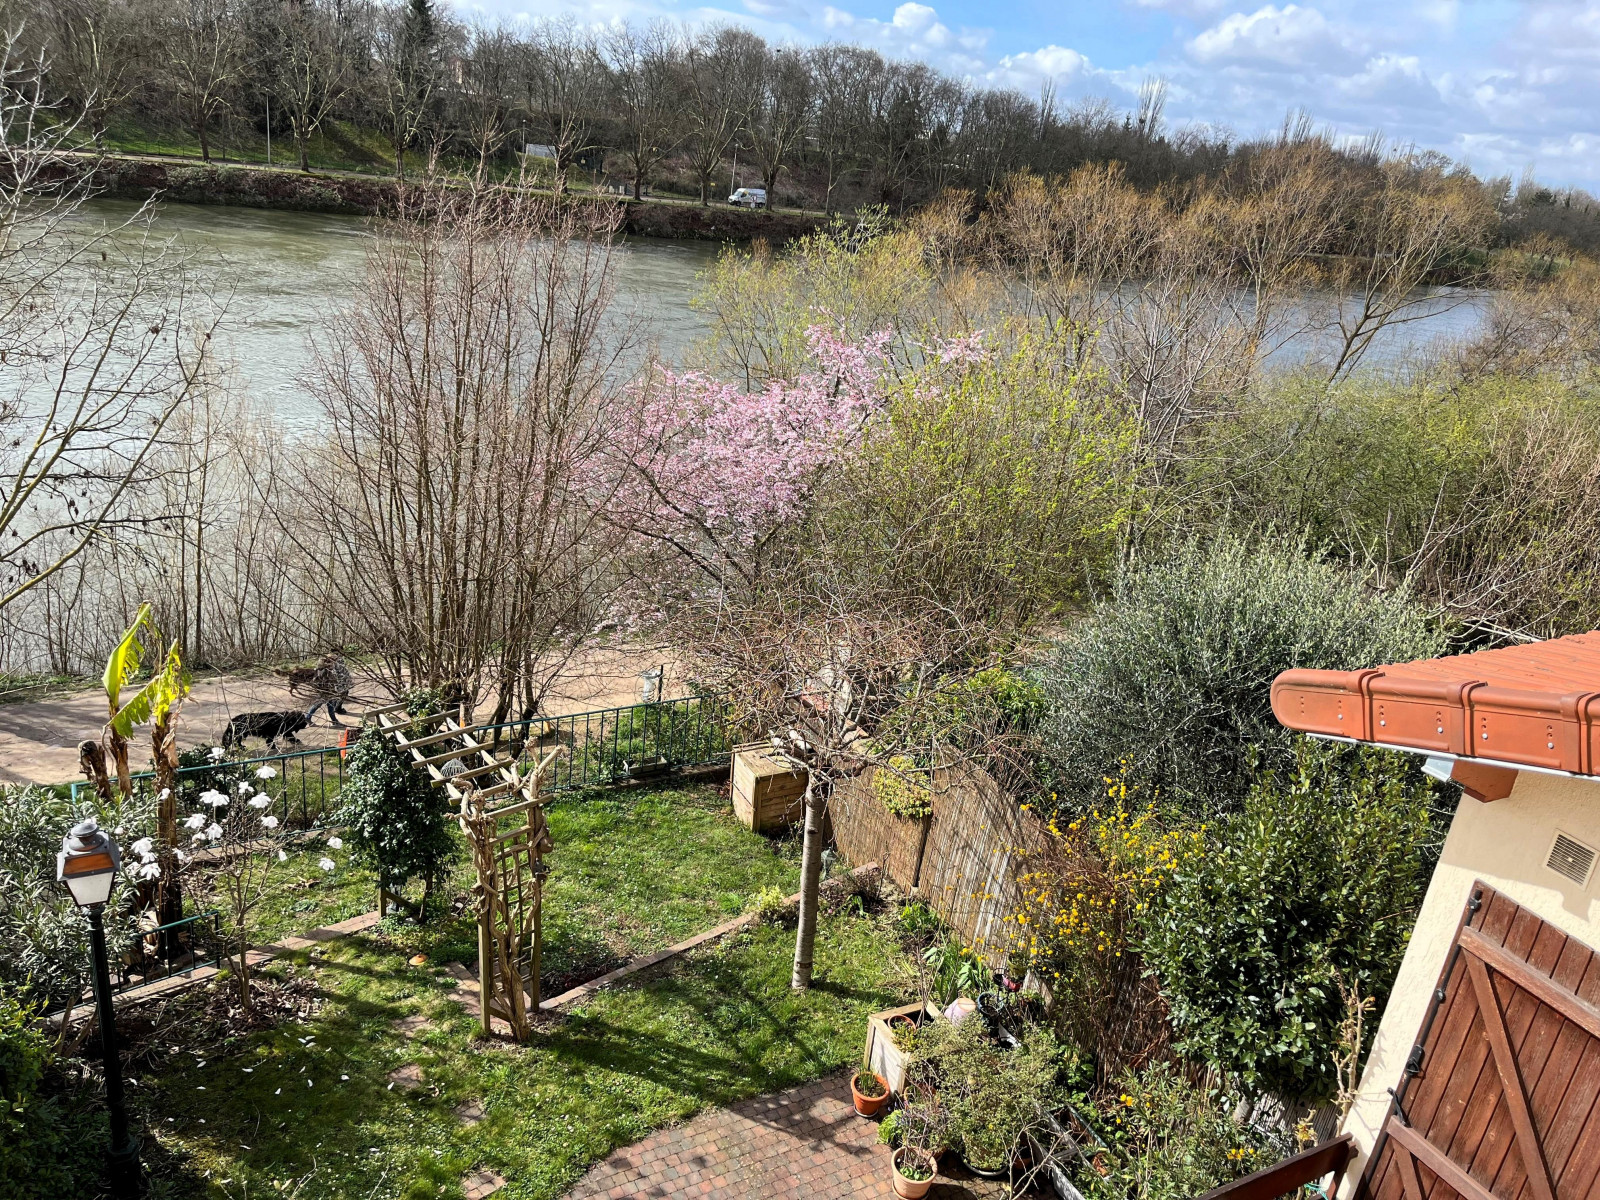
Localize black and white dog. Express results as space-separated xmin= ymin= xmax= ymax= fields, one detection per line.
xmin=223 ymin=710 xmax=311 ymax=750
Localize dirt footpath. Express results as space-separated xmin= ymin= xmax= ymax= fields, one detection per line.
xmin=0 ymin=644 xmax=687 ymax=786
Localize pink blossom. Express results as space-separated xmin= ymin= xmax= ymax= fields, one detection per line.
xmin=614 ymin=326 xmax=891 ymax=567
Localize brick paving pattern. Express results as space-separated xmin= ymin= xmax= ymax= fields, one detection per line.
xmin=564 ymin=1073 xmax=1020 ymax=1199
xmin=462 ymin=1168 xmax=507 ymax=1199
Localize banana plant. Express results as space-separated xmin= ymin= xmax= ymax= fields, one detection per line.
xmin=101 ymin=603 xmax=192 ymax=929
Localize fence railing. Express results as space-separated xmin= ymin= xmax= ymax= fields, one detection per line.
xmin=482 ymin=693 xmax=733 ymax=792
xmin=44 ymin=909 xmax=224 ymax=1016
xmin=72 ymin=743 xmax=348 ymax=830
xmin=65 ymin=694 xmax=732 ymax=816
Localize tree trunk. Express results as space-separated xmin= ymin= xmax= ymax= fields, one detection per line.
xmin=152 ymin=716 xmax=184 ymax=941
xmin=297 ymin=133 xmax=310 ymax=173
xmin=633 ymin=165 xmax=643 ymax=201
xmin=790 ymin=774 xmax=825 ymax=990
xmin=198 ymin=112 xmax=211 ymax=163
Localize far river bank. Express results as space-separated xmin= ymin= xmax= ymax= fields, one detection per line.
xmin=61 ymin=153 xmax=828 ymax=242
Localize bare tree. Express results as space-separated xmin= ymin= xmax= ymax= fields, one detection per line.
xmin=520 ymin=18 xmax=606 ymax=196
xmin=41 ymin=0 xmax=147 ymax=146
xmin=373 ymin=0 xmax=442 ymax=179
xmin=682 ymin=25 xmax=762 ymax=205
xmin=163 ymin=0 xmax=246 ymax=162
xmin=605 ymin=21 xmax=683 ymax=202
xmin=455 ymin=21 xmax=516 ymax=181
xmin=268 ymin=0 xmax=365 ymax=173
xmin=748 ymin=44 xmax=811 ymax=209
xmin=1320 ymin=155 xmax=1495 ymax=381
xmin=809 ymin=44 xmax=874 ymax=214
xmin=0 ymin=36 xmax=219 ymax=619
xmin=293 ymin=181 xmax=633 ymax=718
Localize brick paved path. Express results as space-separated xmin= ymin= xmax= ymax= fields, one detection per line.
xmin=565 ymin=1073 xmax=1020 ymax=1199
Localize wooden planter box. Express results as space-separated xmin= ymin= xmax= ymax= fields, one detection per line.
xmin=731 ymin=743 xmax=807 ymax=833
xmin=864 ymin=1001 xmax=943 ymax=1095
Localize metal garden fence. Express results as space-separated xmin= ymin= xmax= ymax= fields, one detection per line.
xmin=65 ymin=694 xmax=732 ymax=817
xmin=43 ymin=909 xmax=224 ymax=1016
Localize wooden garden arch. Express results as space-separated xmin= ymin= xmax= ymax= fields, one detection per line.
xmin=373 ymin=702 xmax=566 ymax=1042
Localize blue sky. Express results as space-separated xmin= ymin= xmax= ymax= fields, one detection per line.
xmin=453 ymin=0 xmax=1600 ymax=192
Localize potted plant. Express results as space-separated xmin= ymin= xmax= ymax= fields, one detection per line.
xmin=890 ymin=1146 xmax=937 ymax=1199
xmin=851 ymin=1067 xmax=890 ymax=1116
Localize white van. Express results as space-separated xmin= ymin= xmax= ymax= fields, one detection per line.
xmin=728 ymin=188 xmax=767 ymax=209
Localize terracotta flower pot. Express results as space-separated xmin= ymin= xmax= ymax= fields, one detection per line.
xmin=892 ymin=1147 xmax=937 ymax=1199
xmin=851 ymin=1071 xmax=891 ymax=1117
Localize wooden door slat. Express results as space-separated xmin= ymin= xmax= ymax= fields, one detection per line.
xmin=1462 ymin=927 xmax=1600 ymax=1043
xmin=1389 ymin=1120 xmax=1501 ymax=1200
xmin=1468 ymin=953 xmax=1559 ymax=1200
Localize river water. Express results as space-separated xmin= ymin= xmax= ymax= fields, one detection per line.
xmin=73 ymin=199 xmax=723 ymax=427
xmin=72 ymin=199 xmax=1492 ymax=428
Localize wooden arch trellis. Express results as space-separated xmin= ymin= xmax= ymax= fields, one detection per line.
xmin=372 ymin=702 xmax=565 ymax=1042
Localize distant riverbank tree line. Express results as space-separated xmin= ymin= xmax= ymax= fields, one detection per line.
xmin=2 ymin=0 xmax=1599 ymax=247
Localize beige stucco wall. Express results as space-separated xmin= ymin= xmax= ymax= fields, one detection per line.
xmin=1338 ymin=769 xmax=1600 ymax=1194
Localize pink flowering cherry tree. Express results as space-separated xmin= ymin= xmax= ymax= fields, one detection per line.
xmin=613 ymin=326 xmax=914 ymax=988
xmin=613 ymin=325 xmax=892 ymax=593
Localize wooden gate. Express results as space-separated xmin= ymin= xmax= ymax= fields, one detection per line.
xmin=1359 ymin=883 xmax=1600 ymax=1200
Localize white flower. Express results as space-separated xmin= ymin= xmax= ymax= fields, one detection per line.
xmin=192 ymin=833 xmax=205 ymax=845
xmin=175 ymin=850 xmax=191 ymax=866
xmin=199 ymin=789 xmax=229 ymax=808
xmin=254 ymin=765 xmax=278 ymax=780
xmin=247 ymin=794 xmax=272 ymax=810
xmin=318 ymin=857 xmax=335 ymax=872
xmin=204 ymin=822 xmax=224 ymax=842
xmin=237 ymin=781 xmax=253 ymax=795
xmin=184 ymin=813 xmax=207 ymax=831
xmin=131 ymin=837 xmax=154 ymax=858
xmin=326 ymin=836 xmax=343 ymax=850
xmin=208 ymin=746 xmax=226 ymax=761
xmin=277 ymin=849 xmax=288 ymax=862
xmin=158 ymin=788 xmax=171 ymax=801
xmin=261 ymin=815 xmax=279 ymax=829
xmin=137 ymin=861 xmax=161 ymax=881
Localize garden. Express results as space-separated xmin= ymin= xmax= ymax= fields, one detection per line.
xmin=8 ymin=63 xmax=1600 ymax=1200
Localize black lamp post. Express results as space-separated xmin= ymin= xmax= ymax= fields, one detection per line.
xmin=58 ymin=818 xmax=142 ymax=1198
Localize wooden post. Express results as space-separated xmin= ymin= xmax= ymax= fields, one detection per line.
xmin=476 ymin=902 xmax=493 ymax=1038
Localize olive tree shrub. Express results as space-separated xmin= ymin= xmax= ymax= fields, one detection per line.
xmin=1037 ymin=535 xmax=1444 ymax=818
xmin=0 ymin=784 xmax=157 ymax=1021
xmin=335 ymin=729 xmax=458 ymax=916
xmin=1137 ymin=742 xmax=1435 ymax=1101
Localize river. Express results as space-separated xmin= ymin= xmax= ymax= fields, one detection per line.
xmin=73 ymin=199 xmax=724 ymax=427
xmin=72 ymin=199 xmax=1493 ymax=428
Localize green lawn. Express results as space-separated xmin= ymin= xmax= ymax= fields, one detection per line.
xmin=128 ymin=783 xmax=903 ymax=1199
xmin=231 ymin=783 xmax=804 ymax=988
xmin=138 ymin=907 xmax=908 ymax=1199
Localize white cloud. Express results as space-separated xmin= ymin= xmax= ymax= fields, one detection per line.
xmin=1187 ymin=5 xmax=1358 ymax=70
xmin=819 ymin=1 xmax=989 ymax=69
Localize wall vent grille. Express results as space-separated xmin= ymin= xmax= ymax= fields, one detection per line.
xmin=1548 ymin=831 xmax=1597 ymax=888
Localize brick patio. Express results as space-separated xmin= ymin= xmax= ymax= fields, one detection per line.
xmin=564 ymin=1073 xmax=1021 ymax=1199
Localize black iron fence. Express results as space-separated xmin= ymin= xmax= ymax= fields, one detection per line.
xmin=71 ymin=743 xmax=348 ymax=830
xmin=44 ymin=909 xmax=224 ymax=1016
xmin=65 ymin=694 xmax=732 ymax=815
xmin=483 ymin=693 xmax=734 ymax=792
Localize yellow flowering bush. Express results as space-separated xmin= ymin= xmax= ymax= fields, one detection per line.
xmin=1006 ymin=770 xmax=1200 ymax=1080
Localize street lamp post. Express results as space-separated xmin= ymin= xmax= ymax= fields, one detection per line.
xmin=58 ymin=818 xmax=142 ymax=1198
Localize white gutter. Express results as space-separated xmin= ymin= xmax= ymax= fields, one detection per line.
xmin=1304 ymin=732 xmax=1593 ymax=782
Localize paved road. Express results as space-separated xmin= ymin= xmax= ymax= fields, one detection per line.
xmin=0 ymin=645 xmax=685 ymax=786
